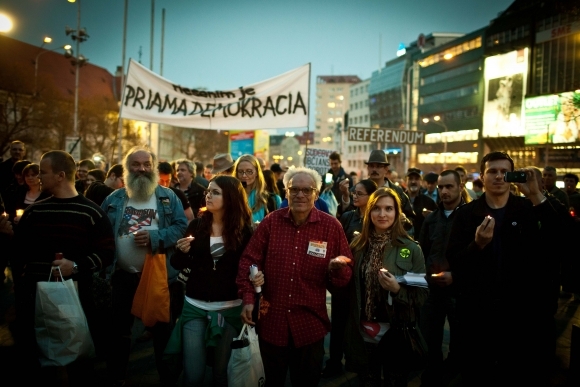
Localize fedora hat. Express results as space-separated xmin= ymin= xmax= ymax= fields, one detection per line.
xmin=211 ymin=153 xmax=234 ymax=174
xmin=364 ymin=150 xmax=389 ymax=165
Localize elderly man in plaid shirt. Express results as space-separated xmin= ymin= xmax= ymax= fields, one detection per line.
xmin=237 ymin=166 xmax=353 ymax=387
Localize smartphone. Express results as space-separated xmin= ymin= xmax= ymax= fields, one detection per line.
xmin=504 ymin=171 xmax=527 ymax=183
xmin=325 ymin=173 xmax=333 ymax=184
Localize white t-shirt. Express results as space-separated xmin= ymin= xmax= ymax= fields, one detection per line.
xmin=116 ymin=195 xmax=159 ymax=273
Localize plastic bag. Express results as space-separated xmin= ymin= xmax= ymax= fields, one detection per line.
xmin=319 ymin=189 xmax=338 ymax=217
xmin=131 ymin=253 xmax=170 ymax=327
xmin=35 ymin=270 xmax=95 ymax=367
xmin=227 ymin=323 xmax=265 ymax=387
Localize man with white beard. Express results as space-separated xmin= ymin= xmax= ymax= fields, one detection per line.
xmin=101 ymin=146 xmax=187 ymax=387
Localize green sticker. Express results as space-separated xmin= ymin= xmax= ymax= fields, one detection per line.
xmin=400 ymin=248 xmax=410 ymax=258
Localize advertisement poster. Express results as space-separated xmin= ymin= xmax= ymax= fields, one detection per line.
xmin=230 ymin=131 xmax=255 ymax=159
xmin=483 ymin=49 xmax=528 ymax=137
xmin=524 ymin=91 xmax=580 ymax=144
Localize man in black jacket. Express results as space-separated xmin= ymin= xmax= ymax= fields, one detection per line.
xmin=328 ymin=152 xmax=352 ymax=218
xmin=405 ymin=167 xmax=437 ymax=239
xmin=446 ymin=152 xmax=564 ymax=386
xmin=418 ymin=170 xmax=465 ymax=387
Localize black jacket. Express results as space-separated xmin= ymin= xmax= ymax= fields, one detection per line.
xmin=409 ymin=193 xmax=437 ymax=239
xmin=170 ymin=218 xmax=253 ymax=302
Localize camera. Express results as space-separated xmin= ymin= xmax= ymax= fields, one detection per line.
xmin=504 ymin=171 xmax=527 ymax=183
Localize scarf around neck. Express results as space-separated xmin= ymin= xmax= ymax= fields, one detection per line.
xmin=361 ymin=229 xmax=392 ymax=320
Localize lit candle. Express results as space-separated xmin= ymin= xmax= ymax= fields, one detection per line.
xmin=16 ymin=209 xmax=24 ymax=217
xmin=380 ymin=268 xmax=388 ymax=273
xmin=2 ymin=212 xmax=7 ymax=217
xmin=431 ymin=273 xmax=442 ymax=277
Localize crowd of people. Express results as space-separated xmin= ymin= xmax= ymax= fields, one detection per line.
xmin=0 ymin=139 xmax=579 ymax=387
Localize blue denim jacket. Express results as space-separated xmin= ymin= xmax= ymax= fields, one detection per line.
xmin=101 ymin=185 xmax=188 ymax=282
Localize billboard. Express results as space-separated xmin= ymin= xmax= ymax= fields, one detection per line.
xmin=524 ymin=91 xmax=580 ymax=144
xmin=482 ymin=49 xmax=528 ymax=138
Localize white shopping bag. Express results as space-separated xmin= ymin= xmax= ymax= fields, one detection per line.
xmin=35 ymin=268 xmax=95 ymax=367
xmin=227 ymin=323 xmax=265 ymax=387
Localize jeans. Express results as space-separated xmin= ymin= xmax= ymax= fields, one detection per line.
xmin=182 ymin=317 xmax=237 ymax=387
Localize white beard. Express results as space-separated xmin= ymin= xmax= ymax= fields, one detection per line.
xmin=125 ymin=170 xmax=158 ymax=201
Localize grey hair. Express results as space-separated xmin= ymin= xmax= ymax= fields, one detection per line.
xmin=283 ymin=167 xmax=322 ymax=191
xmin=175 ymin=158 xmax=195 ymax=176
xmin=123 ymin=146 xmax=157 ymax=173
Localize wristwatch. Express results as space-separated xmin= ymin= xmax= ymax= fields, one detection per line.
xmin=72 ymin=261 xmax=79 ymax=275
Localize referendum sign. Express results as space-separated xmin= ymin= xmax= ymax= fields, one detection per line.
xmin=120 ymin=59 xmax=310 ymax=130
xmin=348 ymin=126 xmax=426 ymax=145
xmin=304 ymin=148 xmax=333 ymax=178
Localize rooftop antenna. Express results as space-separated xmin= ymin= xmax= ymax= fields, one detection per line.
xmin=138 ymin=46 xmax=142 ymax=63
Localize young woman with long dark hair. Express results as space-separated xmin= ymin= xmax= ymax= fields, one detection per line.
xmin=167 ymin=175 xmax=256 ymax=386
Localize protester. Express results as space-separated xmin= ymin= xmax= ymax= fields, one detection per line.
xmin=2 ymin=159 xmax=32 ymax=221
xmin=0 ymin=140 xmax=26 ymax=192
xmin=343 ymin=150 xmax=415 ymax=225
xmin=12 ymin=150 xmax=115 ymax=385
xmin=270 ymin=163 xmax=287 ymax=200
xmin=74 ymin=159 xmax=96 ymax=195
xmin=446 ymin=151 xmax=565 ymax=386
xmin=104 ymin=164 xmax=125 ymax=190
xmin=194 ymin=161 xmax=209 ymax=188
xmin=203 ymin=163 xmax=214 ymax=181
xmin=237 ymin=166 xmax=353 ymax=387
xmin=454 ymin=166 xmax=478 ymax=200
xmin=86 ymin=169 xmax=106 ymax=186
xmin=13 ymin=163 xmax=50 ymax=223
xmin=166 ymin=176 xmax=254 ymax=386
xmin=174 ymin=159 xmax=206 ymax=217
xmin=345 ymin=187 xmax=427 ymax=386
xmin=101 ymin=146 xmax=187 ymax=386
xmin=543 ymin=166 xmax=570 ymax=207
xmin=328 ymin=152 xmax=353 ymax=218
xmin=472 ymin=178 xmax=484 ymax=198
xmin=418 ymin=170 xmax=466 ymax=387
xmin=234 ymin=154 xmax=277 ymax=222
xmin=322 ymin=179 xmax=378 ymax=378
xmin=404 ymin=168 xmax=437 ymax=239
xmin=262 ymin=169 xmax=282 ymax=209
xmin=211 ymin=153 xmax=235 ymax=176
xmin=423 ymin=172 xmax=439 ymax=203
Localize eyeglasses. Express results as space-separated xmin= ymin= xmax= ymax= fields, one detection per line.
xmin=205 ymin=189 xmax=222 ymax=198
xmin=237 ymin=169 xmax=255 ymax=177
xmin=353 ymin=191 xmax=368 ymax=197
xmin=287 ymin=187 xmax=317 ymax=197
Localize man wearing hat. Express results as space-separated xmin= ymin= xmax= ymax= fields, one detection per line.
xmin=423 ymin=172 xmax=440 ymax=203
xmin=270 ymin=163 xmax=288 ymax=200
xmin=357 ymin=149 xmax=415 ymax=221
xmin=211 ymin=153 xmax=235 ymax=176
xmin=405 ymin=167 xmax=437 ymax=238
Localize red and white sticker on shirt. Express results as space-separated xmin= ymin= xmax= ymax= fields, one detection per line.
xmin=307 ymin=241 xmax=327 ymax=258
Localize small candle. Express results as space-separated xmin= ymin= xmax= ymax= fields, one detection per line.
xmin=380 ymin=268 xmax=388 ymax=273
xmin=431 ymin=273 xmax=442 ymax=277
xmin=2 ymin=212 xmax=7 ymax=217
xmin=16 ymin=209 xmax=24 ymax=217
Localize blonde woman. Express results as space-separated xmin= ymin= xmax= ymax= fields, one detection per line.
xmin=233 ymin=154 xmax=277 ymax=222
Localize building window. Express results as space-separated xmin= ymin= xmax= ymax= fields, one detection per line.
xmin=421 ymin=60 xmax=481 ymax=86
xmin=364 ymin=145 xmax=368 ymax=152
xmin=365 ymin=115 xmax=369 ymax=122
xmin=328 ymin=102 xmax=336 ymax=108
xmin=421 ymin=84 xmax=479 ymax=105
xmin=419 ymin=36 xmax=482 ymax=68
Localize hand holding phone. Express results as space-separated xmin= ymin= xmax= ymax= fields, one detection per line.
xmin=504 ymin=171 xmax=527 ymax=183
xmin=325 ymin=173 xmax=333 ymax=184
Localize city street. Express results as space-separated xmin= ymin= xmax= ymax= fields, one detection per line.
xmin=1 ymin=268 xmax=578 ymax=386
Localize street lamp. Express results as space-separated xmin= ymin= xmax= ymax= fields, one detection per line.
xmin=423 ymin=115 xmax=448 ymax=169
xmin=66 ymin=0 xmax=89 ymax=140
xmin=34 ymin=40 xmax=72 ymax=96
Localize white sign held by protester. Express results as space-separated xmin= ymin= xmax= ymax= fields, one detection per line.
xmin=120 ymin=59 xmax=310 ymax=130
xmin=304 ymin=148 xmax=333 ymax=178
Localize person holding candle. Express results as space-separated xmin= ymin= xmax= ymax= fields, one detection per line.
xmin=13 ymin=163 xmax=50 ymax=224
xmin=165 ymin=175 xmax=255 ymax=386
xmin=418 ymin=170 xmax=467 ymax=387
xmin=322 ymin=179 xmax=378 ymax=378
xmin=233 ymin=154 xmax=277 ymax=222
xmin=345 ymin=187 xmax=427 ymax=387
xmin=446 ymin=152 xmax=566 ymax=386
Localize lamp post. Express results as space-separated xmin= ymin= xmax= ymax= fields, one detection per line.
xmin=66 ymin=0 xmax=89 ymax=140
xmin=34 ymin=40 xmax=71 ymax=96
xmin=423 ymin=115 xmax=448 ymax=169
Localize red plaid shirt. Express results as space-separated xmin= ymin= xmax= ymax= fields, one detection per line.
xmin=237 ymin=207 xmax=353 ymax=347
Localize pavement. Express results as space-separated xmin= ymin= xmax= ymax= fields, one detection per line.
xmin=1 ymin=268 xmax=579 ymax=386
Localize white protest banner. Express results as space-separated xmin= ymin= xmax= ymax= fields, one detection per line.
xmin=304 ymin=148 xmax=334 ymax=178
xmin=120 ymin=59 xmax=310 ymax=130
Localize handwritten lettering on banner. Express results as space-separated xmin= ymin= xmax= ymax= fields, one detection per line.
xmin=304 ymin=148 xmax=334 ymax=178
xmin=120 ymin=59 xmax=310 ymax=130
xmin=348 ymin=126 xmax=426 ymax=145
